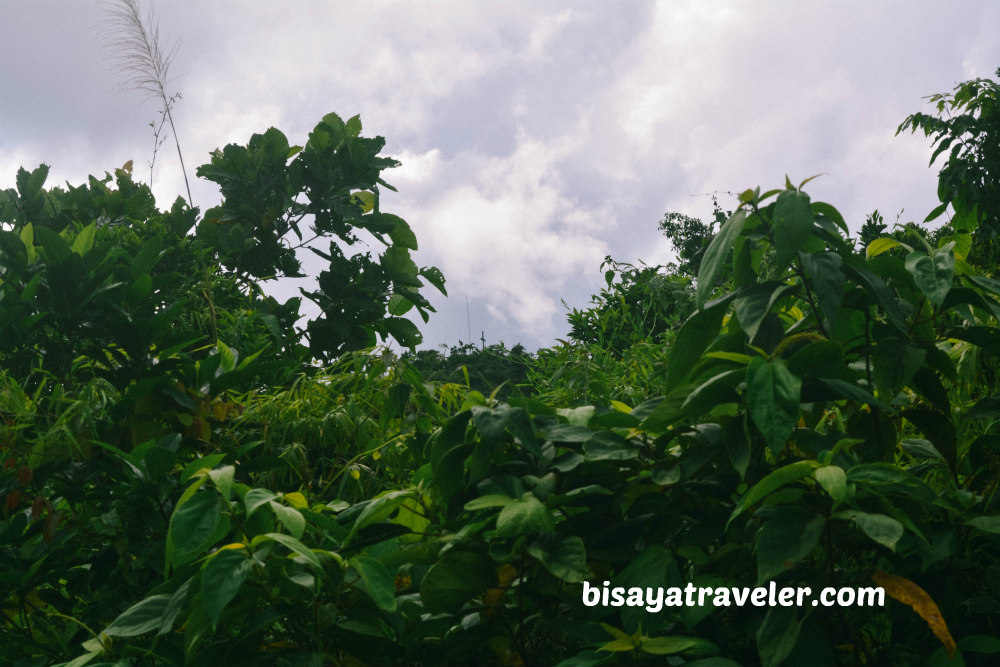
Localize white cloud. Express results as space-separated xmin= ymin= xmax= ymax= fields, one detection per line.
xmin=409 ymin=130 xmax=612 ymax=338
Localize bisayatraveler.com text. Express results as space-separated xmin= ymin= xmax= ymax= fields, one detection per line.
xmin=582 ymin=580 xmax=884 ymax=612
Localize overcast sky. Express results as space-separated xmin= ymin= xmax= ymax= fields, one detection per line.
xmin=3 ymin=1 xmax=999 ymax=353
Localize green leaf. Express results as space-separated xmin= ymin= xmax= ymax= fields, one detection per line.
xmin=207 ymin=465 xmax=234 ymax=500
xmin=269 ymin=500 xmax=306 ymax=539
xmin=733 ymin=282 xmax=793 ymax=341
xmin=528 ymin=535 xmax=589 ymax=583
xmin=729 ymin=461 xmax=816 ymax=526
xmin=746 ymin=357 xmax=801 ymax=455
xmin=464 ymin=494 xmax=515 ymax=510
xmin=812 ymin=201 xmax=848 ymax=234
xmin=387 ymin=215 xmax=418 ymax=250
xmin=201 ymin=549 xmax=253 ymax=629
xmin=800 ymin=251 xmax=844 ymax=329
xmin=382 ymin=317 xmax=422 ymax=349
xmin=496 ymin=492 xmax=555 ymax=538
xmin=169 ymin=491 xmax=226 ymax=567
xmin=71 ymin=222 xmax=96 ymax=256
xmin=756 ymin=507 xmax=825 ymax=584
xmin=757 ymin=606 xmax=803 ymax=667
xmin=640 ymin=636 xmax=719 ymax=656
xmin=420 ymin=550 xmax=497 ymax=614
xmin=834 ymin=510 xmax=904 ymax=551
xmin=350 ymin=554 xmax=397 ymax=611
xmin=866 ymin=238 xmax=904 ymax=258
xmin=773 ymin=190 xmax=813 ymax=271
xmin=253 ymin=532 xmax=323 ymax=570
xmin=905 ymin=247 xmax=955 ymax=306
xmin=813 ymin=466 xmax=847 ymax=505
xmin=387 ymin=293 xmax=414 ymax=316
xmin=583 ymin=430 xmax=639 ymax=461
xmin=697 ymin=209 xmax=746 ymax=307
xmin=666 ymin=293 xmax=735 ymax=387
xmin=966 ymin=516 xmax=1000 ymax=534
xmin=244 ymin=488 xmax=278 ymax=517
xmin=873 ymin=337 xmax=926 ymax=400
xmin=104 ymin=594 xmax=173 ymax=637
xmin=158 ymin=578 xmax=192 ymax=635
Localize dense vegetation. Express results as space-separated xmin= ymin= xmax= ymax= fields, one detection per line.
xmin=5 ymin=71 xmax=1000 ymax=666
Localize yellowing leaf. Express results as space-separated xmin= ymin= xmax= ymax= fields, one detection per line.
xmin=866 ymin=237 xmax=904 ymax=259
xmin=610 ymin=400 xmax=632 ymax=414
xmin=353 ymin=190 xmax=375 ymax=213
xmin=872 ymin=570 xmax=955 ymax=659
xmin=283 ymin=492 xmax=308 ymax=509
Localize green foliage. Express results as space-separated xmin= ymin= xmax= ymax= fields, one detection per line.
xmin=403 ymin=341 xmax=534 ymax=401
xmin=7 ymin=89 xmax=1000 ymax=667
xmin=899 ymin=68 xmax=1000 ymax=268
xmin=567 ymin=256 xmax=694 ymax=355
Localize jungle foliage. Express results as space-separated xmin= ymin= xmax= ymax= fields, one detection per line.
xmin=4 ymin=72 xmax=1000 ymax=666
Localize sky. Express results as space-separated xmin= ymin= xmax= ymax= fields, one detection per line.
xmin=2 ymin=1 xmax=999 ymax=354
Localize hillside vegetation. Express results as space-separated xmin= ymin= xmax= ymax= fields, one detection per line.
xmin=4 ymin=72 xmax=1000 ymax=666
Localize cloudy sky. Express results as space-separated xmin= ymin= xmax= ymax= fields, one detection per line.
xmin=3 ymin=1 xmax=999 ymax=353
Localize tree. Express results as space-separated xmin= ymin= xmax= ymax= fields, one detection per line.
xmin=898 ymin=68 xmax=1000 ymax=269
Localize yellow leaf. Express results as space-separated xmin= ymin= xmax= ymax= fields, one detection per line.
xmin=283 ymin=492 xmax=308 ymax=509
xmin=872 ymin=570 xmax=956 ymax=660
xmin=866 ymin=238 xmax=903 ymax=259
xmin=610 ymin=400 xmax=632 ymax=414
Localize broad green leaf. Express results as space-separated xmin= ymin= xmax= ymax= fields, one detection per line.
xmin=729 ymin=461 xmax=816 ymax=526
xmin=813 ymin=465 xmax=847 ymax=505
xmin=666 ymin=293 xmax=735 ymax=387
xmin=201 ymin=549 xmax=253 ymax=629
xmin=382 ymin=317 xmax=422 ymax=349
xmin=873 ymin=337 xmax=925 ymax=400
xmin=169 ymin=491 xmax=226 ymax=566
xmin=583 ymin=430 xmax=639 ymax=461
xmin=834 ymin=510 xmax=904 ymax=551
xmin=207 ymin=465 xmax=234 ymax=500
xmin=697 ymin=209 xmax=746 ymax=307
xmin=905 ymin=246 xmax=955 ymax=306
xmin=350 ymin=554 xmax=397 ymax=611
xmin=733 ymin=282 xmax=793 ymax=341
xmin=496 ymin=492 xmax=555 ymax=538
xmin=756 ymin=508 xmax=825 ymax=584
xmin=812 ymin=201 xmax=848 ymax=234
xmin=104 ymin=594 xmax=173 ymax=637
xmin=772 ymin=190 xmax=813 ymax=271
xmin=387 ymin=293 xmax=413 ymax=316
xmin=800 ymin=251 xmax=844 ymax=329
xmin=615 ymin=545 xmax=683 ymax=634
xmin=244 ymin=488 xmax=278 ymax=517
xmin=71 ymin=222 xmax=96 ymax=256
xmin=528 ymin=535 xmax=588 ymax=583
xmin=757 ymin=606 xmax=803 ymax=667
xmin=746 ymin=357 xmax=801 ymax=455
xmin=158 ymin=578 xmax=192 ymax=635
xmin=419 ymin=550 xmax=496 ymax=614
xmin=269 ymin=500 xmax=306 ymax=539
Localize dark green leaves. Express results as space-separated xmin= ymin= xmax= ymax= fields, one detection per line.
xmin=420 ymin=550 xmax=497 ymax=614
xmin=746 ymin=357 xmax=801 ymax=454
xmin=697 ymin=209 xmax=746 ymax=307
xmin=772 ymin=190 xmax=814 ymax=271
xmin=756 ymin=508 xmax=824 ymax=584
